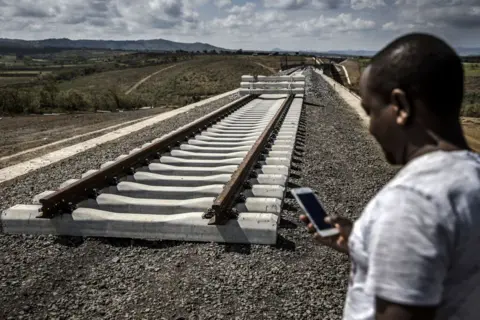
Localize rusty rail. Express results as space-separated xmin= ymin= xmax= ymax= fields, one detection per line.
xmin=207 ymin=94 xmax=294 ymax=225
xmin=38 ymin=94 xmax=258 ymax=218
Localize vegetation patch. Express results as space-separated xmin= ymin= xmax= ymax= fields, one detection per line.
xmin=0 ymin=54 xmax=277 ymax=115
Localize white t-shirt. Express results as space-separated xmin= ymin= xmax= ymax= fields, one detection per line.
xmin=343 ymin=150 xmax=480 ymax=320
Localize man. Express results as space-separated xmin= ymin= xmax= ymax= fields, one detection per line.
xmin=301 ymin=33 xmax=480 ymax=319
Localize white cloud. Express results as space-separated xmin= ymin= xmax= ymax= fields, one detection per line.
xmin=211 ymin=9 xmax=288 ymax=33
xmin=382 ymin=21 xmax=415 ymax=31
xmin=227 ymin=2 xmax=256 ymax=14
xmin=351 ymin=0 xmax=386 ymax=10
xmin=263 ymin=0 xmax=311 ymax=10
xmin=213 ymin=0 xmax=231 ymax=8
xmin=0 ymin=0 xmax=478 ymax=51
xmin=301 ymin=13 xmax=376 ymax=33
xmin=395 ymin=0 xmax=480 ymax=28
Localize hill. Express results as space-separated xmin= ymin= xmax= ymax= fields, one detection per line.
xmin=0 ymin=38 xmax=226 ymax=52
xmin=327 ymin=47 xmax=480 ymax=57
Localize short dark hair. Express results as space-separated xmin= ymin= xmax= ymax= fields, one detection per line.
xmin=369 ymin=33 xmax=464 ymax=117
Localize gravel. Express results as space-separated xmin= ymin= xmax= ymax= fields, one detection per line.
xmin=0 ymin=93 xmax=239 ymax=211
xmin=0 ymin=70 xmax=398 ymax=320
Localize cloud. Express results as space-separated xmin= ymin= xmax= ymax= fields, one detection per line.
xmin=427 ymin=6 xmax=480 ymax=28
xmin=262 ymin=0 xmax=352 ymax=10
xmin=382 ymin=21 xmax=415 ymax=31
xmin=112 ymin=0 xmax=201 ymax=31
xmin=301 ymin=13 xmax=376 ymax=34
xmin=313 ymin=0 xmax=348 ymax=9
xmin=227 ymin=3 xmax=256 ymax=14
xmin=263 ymin=0 xmax=311 ymax=10
xmin=351 ymin=0 xmax=386 ymax=10
xmin=0 ymin=0 xmax=478 ymax=51
xmin=211 ymin=8 xmax=290 ymax=38
xmin=395 ymin=0 xmax=480 ymax=28
xmin=212 ymin=11 xmax=375 ymax=41
xmin=0 ymin=0 xmax=208 ymax=41
xmin=9 ymin=0 xmax=60 ymax=18
xmin=13 ymin=6 xmax=56 ymax=18
xmin=214 ymin=0 xmax=231 ymax=8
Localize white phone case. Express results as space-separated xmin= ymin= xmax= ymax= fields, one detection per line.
xmin=292 ymin=187 xmax=339 ymax=238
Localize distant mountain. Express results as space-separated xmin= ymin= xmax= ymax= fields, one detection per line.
xmin=0 ymin=38 xmax=227 ymax=52
xmin=327 ymin=50 xmax=377 ymax=57
xmin=456 ymin=47 xmax=480 ymax=56
xmin=328 ymin=47 xmax=480 ymax=57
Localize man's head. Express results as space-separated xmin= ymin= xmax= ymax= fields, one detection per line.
xmin=360 ymin=33 xmax=464 ymax=165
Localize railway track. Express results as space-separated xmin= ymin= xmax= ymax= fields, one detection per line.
xmin=1 ymin=69 xmax=305 ymax=245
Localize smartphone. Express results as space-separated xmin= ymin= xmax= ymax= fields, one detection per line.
xmin=291 ymin=187 xmax=339 ymax=238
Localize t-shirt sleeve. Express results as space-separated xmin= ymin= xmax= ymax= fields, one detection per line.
xmin=364 ymin=186 xmax=454 ymax=306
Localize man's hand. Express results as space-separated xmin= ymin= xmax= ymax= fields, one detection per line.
xmin=299 ymin=215 xmax=353 ymax=254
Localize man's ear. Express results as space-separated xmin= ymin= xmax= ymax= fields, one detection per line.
xmin=390 ymin=88 xmax=411 ymax=126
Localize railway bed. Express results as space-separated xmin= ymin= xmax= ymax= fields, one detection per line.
xmin=1 ymin=70 xmax=306 ymax=245
xmin=0 ymin=68 xmax=398 ymax=319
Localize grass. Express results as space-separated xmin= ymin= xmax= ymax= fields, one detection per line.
xmin=463 ymin=66 xmax=480 ymax=117
xmin=358 ymin=58 xmax=370 ymax=73
xmin=0 ymin=71 xmax=47 ymax=74
xmin=464 ymin=63 xmax=480 ymax=76
xmin=0 ymin=55 xmax=278 ymax=115
xmin=57 ymin=63 xmax=178 ymax=93
xmin=134 ymin=56 xmax=275 ymax=107
xmin=0 ymin=77 xmax=36 ymax=86
xmin=243 ymin=56 xmax=283 ymax=71
xmin=55 ymin=55 xmax=278 ymax=108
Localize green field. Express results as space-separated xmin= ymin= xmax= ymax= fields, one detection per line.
xmin=464 ymin=63 xmax=480 ymax=76
xmin=57 ymin=64 xmax=178 ymax=93
xmin=0 ymin=54 xmax=279 ymax=115
xmin=134 ymin=56 xmax=276 ymax=107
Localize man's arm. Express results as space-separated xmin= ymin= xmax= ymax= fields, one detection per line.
xmin=375 ymin=297 xmax=437 ymax=320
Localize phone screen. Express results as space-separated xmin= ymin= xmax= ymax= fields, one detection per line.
xmin=296 ymin=192 xmax=333 ymax=231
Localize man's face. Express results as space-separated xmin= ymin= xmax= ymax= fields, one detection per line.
xmin=359 ymin=66 xmax=405 ymax=165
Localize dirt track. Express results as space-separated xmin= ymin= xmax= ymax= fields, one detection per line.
xmin=0 ymin=107 xmax=171 ymax=168
xmin=125 ymin=64 xmax=178 ymax=95
xmin=462 ymin=117 xmax=480 ymax=151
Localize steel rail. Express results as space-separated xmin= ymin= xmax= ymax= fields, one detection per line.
xmin=38 ymin=94 xmax=258 ymax=218
xmin=206 ymin=94 xmax=295 ymax=225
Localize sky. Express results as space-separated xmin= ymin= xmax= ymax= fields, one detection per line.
xmin=0 ymin=0 xmax=479 ymax=51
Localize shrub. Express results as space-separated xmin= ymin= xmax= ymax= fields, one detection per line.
xmin=0 ymin=89 xmax=24 ymax=114
xmin=55 ymin=90 xmax=87 ymax=112
xmin=39 ymin=80 xmax=59 ymax=110
xmin=0 ymin=88 xmax=38 ymax=114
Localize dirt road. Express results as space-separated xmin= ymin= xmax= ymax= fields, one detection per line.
xmin=125 ymin=64 xmax=178 ymax=95
xmin=462 ymin=117 xmax=480 ymax=152
xmin=0 ymin=107 xmax=172 ymax=168
xmin=254 ymin=62 xmax=277 ymax=74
